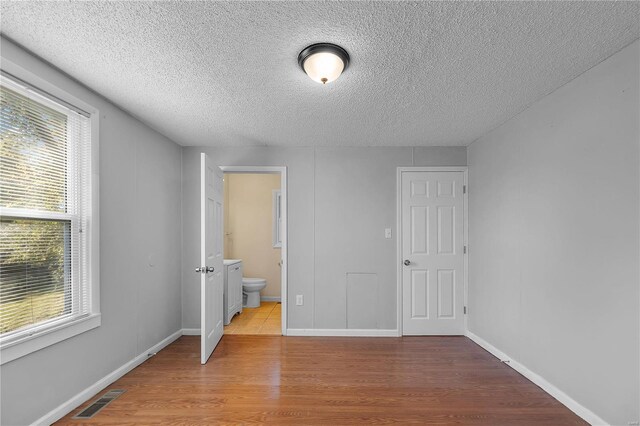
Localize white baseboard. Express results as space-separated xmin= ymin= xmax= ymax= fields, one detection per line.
xmin=261 ymin=296 xmax=281 ymax=302
xmin=31 ymin=329 xmax=182 ymax=426
xmin=181 ymin=328 xmax=200 ymax=336
xmin=286 ymin=328 xmax=398 ymax=337
xmin=465 ymin=331 xmax=608 ymax=426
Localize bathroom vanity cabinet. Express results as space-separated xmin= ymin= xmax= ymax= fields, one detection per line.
xmin=223 ymin=259 xmax=243 ymax=325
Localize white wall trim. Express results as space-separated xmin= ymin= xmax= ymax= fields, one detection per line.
xmin=286 ymin=328 xmax=398 ymax=337
xmin=181 ymin=328 xmax=201 ymax=336
xmin=261 ymin=296 xmax=281 ymax=302
xmin=1 ymin=57 xmax=102 ymax=366
xmin=1 ymin=314 xmax=101 ymax=365
xmin=220 ymin=165 xmax=288 ymax=336
xmin=30 ymin=329 xmax=182 ymax=426
xmin=465 ymin=331 xmax=609 ymax=426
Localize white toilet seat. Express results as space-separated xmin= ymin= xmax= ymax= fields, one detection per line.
xmin=243 ymin=278 xmax=266 ymax=287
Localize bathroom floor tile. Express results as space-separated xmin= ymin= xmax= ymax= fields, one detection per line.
xmin=224 ymin=302 xmax=281 ymax=335
xmin=247 ymin=319 xmax=267 ymax=328
xmin=260 ymin=303 xmax=276 ymax=309
xmin=231 ymin=317 xmax=252 ymax=326
xmin=239 ymin=326 xmax=263 ymax=334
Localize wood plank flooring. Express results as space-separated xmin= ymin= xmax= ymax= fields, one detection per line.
xmin=56 ymin=335 xmax=586 ymax=425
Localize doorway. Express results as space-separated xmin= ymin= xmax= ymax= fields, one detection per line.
xmin=220 ymin=166 xmax=288 ymax=336
xmin=397 ymin=167 xmax=468 ymax=335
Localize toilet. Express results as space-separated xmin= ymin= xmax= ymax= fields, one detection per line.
xmin=242 ymin=277 xmax=267 ymax=308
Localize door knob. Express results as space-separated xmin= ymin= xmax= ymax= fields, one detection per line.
xmin=206 ymin=266 xmax=215 ymax=273
xmin=195 ymin=267 xmax=204 ymax=273
xmin=404 ymin=260 xmax=411 ymax=266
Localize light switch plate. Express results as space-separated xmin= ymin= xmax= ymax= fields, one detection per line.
xmin=385 ymin=228 xmax=392 ymax=239
xmin=296 ymin=295 xmax=303 ymax=306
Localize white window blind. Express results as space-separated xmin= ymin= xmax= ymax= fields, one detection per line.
xmin=0 ymin=76 xmax=92 ymax=344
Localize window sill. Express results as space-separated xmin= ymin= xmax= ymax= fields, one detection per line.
xmin=0 ymin=313 xmax=101 ymax=365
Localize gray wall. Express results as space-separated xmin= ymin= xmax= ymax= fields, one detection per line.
xmin=467 ymin=40 xmax=639 ymax=425
xmin=0 ymin=38 xmax=183 ymax=425
xmin=181 ymin=146 xmax=466 ymax=330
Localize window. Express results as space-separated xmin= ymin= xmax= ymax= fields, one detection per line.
xmin=272 ymin=189 xmax=282 ymax=248
xmin=0 ymin=67 xmax=99 ymax=364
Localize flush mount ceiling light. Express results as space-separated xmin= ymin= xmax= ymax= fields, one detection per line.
xmin=298 ymin=43 xmax=350 ymax=85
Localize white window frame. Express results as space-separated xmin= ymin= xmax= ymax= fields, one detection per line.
xmin=0 ymin=57 xmax=100 ymax=365
xmin=272 ymin=189 xmax=282 ymax=248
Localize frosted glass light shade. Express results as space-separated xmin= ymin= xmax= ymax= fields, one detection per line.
xmin=298 ymin=43 xmax=350 ymax=85
xmin=303 ymin=52 xmax=345 ymax=84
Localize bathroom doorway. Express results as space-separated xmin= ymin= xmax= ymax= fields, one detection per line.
xmin=220 ymin=166 xmax=287 ymax=336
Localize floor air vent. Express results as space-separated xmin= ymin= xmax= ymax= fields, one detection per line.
xmin=72 ymin=389 xmax=126 ymax=419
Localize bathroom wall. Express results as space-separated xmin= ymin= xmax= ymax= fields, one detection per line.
xmin=0 ymin=37 xmax=183 ymax=426
xmin=467 ymin=40 xmax=639 ymax=425
xmin=182 ymin=146 xmax=467 ymax=331
xmin=225 ymin=173 xmax=282 ymax=299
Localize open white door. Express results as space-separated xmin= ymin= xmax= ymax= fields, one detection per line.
xmin=401 ymin=170 xmax=465 ymax=335
xmin=199 ymin=153 xmax=224 ymax=364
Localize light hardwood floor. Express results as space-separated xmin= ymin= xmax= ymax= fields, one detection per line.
xmin=56 ymin=335 xmax=586 ymax=425
xmin=224 ymin=301 xmax=281 ymax=335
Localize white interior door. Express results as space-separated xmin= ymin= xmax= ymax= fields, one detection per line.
xmin=401 ymin=171 xmax=465 ymax=335
xmin=200 ymin=153 xmax=224 ymax=364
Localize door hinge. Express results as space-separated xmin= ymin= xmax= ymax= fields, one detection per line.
xmin=464 ymin=306 xmax=467 ymax=315
xmin=463 ymin=246 xmax=467 ymax=254
xmin=463 ymin=185 xmax=467 ymax=194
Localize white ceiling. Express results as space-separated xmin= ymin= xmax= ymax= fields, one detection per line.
xmin=1 ymin=1 xmax=638 ymax=147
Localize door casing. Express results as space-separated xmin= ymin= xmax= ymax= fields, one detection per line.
xmin=396 ymin=166 xmax=468 ymax=336
xmin=220 ymin=166 xmax=288 ymax=336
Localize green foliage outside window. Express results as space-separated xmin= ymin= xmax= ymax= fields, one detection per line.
xmin=0 ymin=85 xmax=70 ymax=334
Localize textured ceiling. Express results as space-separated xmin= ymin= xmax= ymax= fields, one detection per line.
xmin=1 ymin=1 xmax=638 ymax=147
